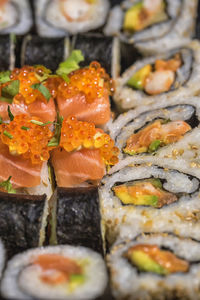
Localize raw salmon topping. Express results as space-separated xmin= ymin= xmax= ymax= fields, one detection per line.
xmin=6 ymin=66 xmax=53 ymax=105
xmin=127 ymin=244 xmax=189 ymax=274
xmin=0 ymin=114 xmax=54 ymax=164
xmin=34 ymin=254 xmax=82 ymax=285
xmin=58 ymin=61 xmax=114 ymax=104
xmin=124 ymin=120 xmax=191 ymax=155
xmin=60 ymin=116 xmax=119 ymax=165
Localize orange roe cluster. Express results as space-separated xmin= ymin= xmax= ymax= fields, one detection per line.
xmin=0 ymin=114 xmax=54 ymax=164
xmin=9 ymin=66 xmax=52 ymax=105
xmin=58 ymin=61 xmax=114 ymax=104
xmin=60 ymin=116 xmax=119 ymax=165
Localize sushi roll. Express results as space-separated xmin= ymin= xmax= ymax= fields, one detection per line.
xmin=0 ymin=65 xmax=57 ymax=123
xmin=107 ymin=233 xmax=200 ymax=300
xmin=0 ymin=238 xmax=5 ymax=279
xmin=21 ymin=36 xmax=69 ymax=72
xmin=56 ymin=57 xmax=114 ymax=126
xmin=113 ymin=41 xmax=200 ymax=111
xmin=71 ymin=34 xmax=115 ymax=76
xmin=0 ymin=35 xmax=15 ymax=71
xmin=49 ymin=187 xmax=104 ymax=254
xmin=35 ymin=0 xmax=110 ymax=38
xmin=0 ymin=114 xmax=54 ymax=198
xmin=50 ymin=115 xmax=119 ymax=188
xmin=104 ymin=0 xmax=198 ymax=55
xmin=0 ymin=192 xmax=48 ymax=257
xmin=100 ymin=162 xmax=200 ymax=245
xmin=108 ymin=99 xmax=200 ymax=165
xmin=0 ymin=0 xmax=32 ymax=35
xmin=1 ymin=245 xmax=108 ymax=300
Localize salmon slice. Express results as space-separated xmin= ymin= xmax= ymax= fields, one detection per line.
xmin=0 ymin=139 xmax=42 ymax=188
xmin=0 ymin=98 xmax=56 ymax=123
xmin=51 ymin=147 xmax=105 ymax=187
xmin=57 ymin=92 xmax=110 ymax=125
xmin=28 ymin=98 xmax=56 ymax=123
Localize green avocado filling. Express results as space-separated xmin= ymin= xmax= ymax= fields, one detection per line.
xmin=127 ymin=65 xmax=152 ymax=90
xmin=123 ymin=0 xmax=167 ymax=32
xmin=129 ymin=250 xmax=168 ymax=275
xmin=68 ymin=274 xmax=85 ymax=292
xmin=113 ymin=179 xmax=162 ymax=207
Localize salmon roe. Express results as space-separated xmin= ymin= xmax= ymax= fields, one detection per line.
xmin=8 ymin=66 xmax=52 ymax=105
xmin=60 ymin=116 xmax=119 ymax=165
xmin=58 ymin=62 xmax=114 ymax=104
xmin=0 ymin=114 xmax=54 ymax=164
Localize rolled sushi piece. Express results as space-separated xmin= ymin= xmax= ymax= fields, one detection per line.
xmin=49 ymin=187 xmax=104 ymax=254
xmin=108 ymin=233 xmax=200 ymax=300
xmin=35 ymin=0 xmax=110 ymax=38
xmin=0 ymin=238 xmax=5 ymax=279
xmin=0 ymin=192 xmax=49 ymax=257
xmin=0 ymin=0 xmax=32 ymax=35
xmin=0 ymin=35 xmax=15 ymax=71
xmin=0 ymin=114 xmax=54 ymax=199
xmin=50 ymin=115 xmax=119 ymax=188
xmin=1 ymin=245 xmax=108 ymax=300
xmin=0 ymin=65 xmax=57 ymax=123
xmin=21 ymin=35 xmax=70 ymax=72
xmin=100 ymin=162 xmax=200 ymax=245
xmin=104 ymin=0 xmax=197 ymax=55
xmin=108 ymin=98 xmax=200 ymax=165
xmin=114 ymin=40 xmax=200 ymax=111
xmin=71 ymin=34 xmax=115 ymax=76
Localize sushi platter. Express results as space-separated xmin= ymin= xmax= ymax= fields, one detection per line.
xmin=0 ymin=0 xmax=200 ymax=299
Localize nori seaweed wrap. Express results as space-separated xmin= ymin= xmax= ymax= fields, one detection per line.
xmin=49 ymin=187 xmax=104 ymax=255
xmin=71 ymin=34 xmax=114 ymax=75
xmin=0 ymin=192 xmax=49 ymax=257
xmin=0 ymin=35 xmax=15 ymax=71
xmin=21 ymin=35 xmax=68 ymax=71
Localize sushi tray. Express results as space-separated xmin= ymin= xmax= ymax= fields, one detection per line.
xmin=0 ymin=0 xmax=200 ymax=299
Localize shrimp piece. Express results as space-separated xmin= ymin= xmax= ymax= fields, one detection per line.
xmin=144 ymin=70 xmax=175 ymax=95
xmin=59 ymin=0 xmax=92 ymax=22
xmin=143 ymin=0 xmax=163 ymax=15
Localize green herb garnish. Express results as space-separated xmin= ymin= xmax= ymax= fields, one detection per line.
xmin=31 ymin=83 xmax=51 ymax=102
xmin=34 ymin=65 xmax=52 ymax=82
xmin=0 ymin=71 xmax=11 ymax=84
xmin=0 ymin=176 xmax=16 ymax=194
xmin=0 ymin=80 xmax=19 ymax=103
xmin=48 ymin=112 xmax=63 ymax=147
xmin=3 ymin=131 xmax=13 ymax=139
xmin=148 ymin=140 xmax=161 ymax=152
xmin=7 ymin=105 xmax=14 ymax=121
xmin=56 ymin=50 xmax=84 ymax=82
xmin=21 ymin=126 xmax=29 ymax=131
xmin=30 ymin=120 xmax=53 ymax=126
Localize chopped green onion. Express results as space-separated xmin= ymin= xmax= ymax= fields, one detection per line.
xmin=3 ymin=131 xmax=13 ymax=139
xmin=48 ymin=113 xmax=63 ymax=147
xmin=21 ymin=126 xmax=29 ymax=131
xmin=30 ymin=120 xmax=53 ymax=126
xmin=7 ymin=105 xmax=14 ymax=121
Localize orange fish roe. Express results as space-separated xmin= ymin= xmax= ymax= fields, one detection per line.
xmin=0 ymin=114 xmax=54 ymax=164
xmin=60 ymin=116 xmax=119 ymax=165
xmin=8 ymin=66 xmax=52 ymax=105
xmin=58 ymin=61 xmax=114 ymax=104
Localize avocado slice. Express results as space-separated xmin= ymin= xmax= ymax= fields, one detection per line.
xmin=123 ymin=2 xmax=144 ymax=32
xmin=127 ymin=65 xmax=152 ymax=90
xmin=129 ymin=250 xmax=168 ymax=275
xmin=113 ymin=185 xmax=158 ymax=206
xmin=68 ymin=274 xmax=85 ymax=291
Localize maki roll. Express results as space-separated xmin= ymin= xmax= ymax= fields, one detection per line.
xmin=0 ymin=65 xmax=57 ymax=123
xmin=1 ymin=245 xmax=108 ymax=299
xmin=0 ymin=114 xmax=54 ymax=198
xmin=35 ymin=0 xmax=110 ymax=37
xmin=108 ymin=99 xmax=200 ymax=165
xmin=0 ymin=0 xmax=32 ymax=35
xmin=104 ymin=0 xmax=197 ymax=55
xmin=49 ymin=187 xmax=104 ymax=254
xmin=0 ymin=35 xmax=15 ymax=71
xmin=0 ymin=192 xmax=48 ymax=257
xmin=113 ymin=41 xmax=200 ymax=111
xmin=100 ymin=162 xmax=200 ymax=244
xmin=21 ymin=36 xmax=68 ymax=72
xmin=56 ymin=55 xmax=114 ymax=126
xmin=51 ymin=115 xmax=119 ymax=188
xmin=108 ymin=233 xmax=200 ymax=300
